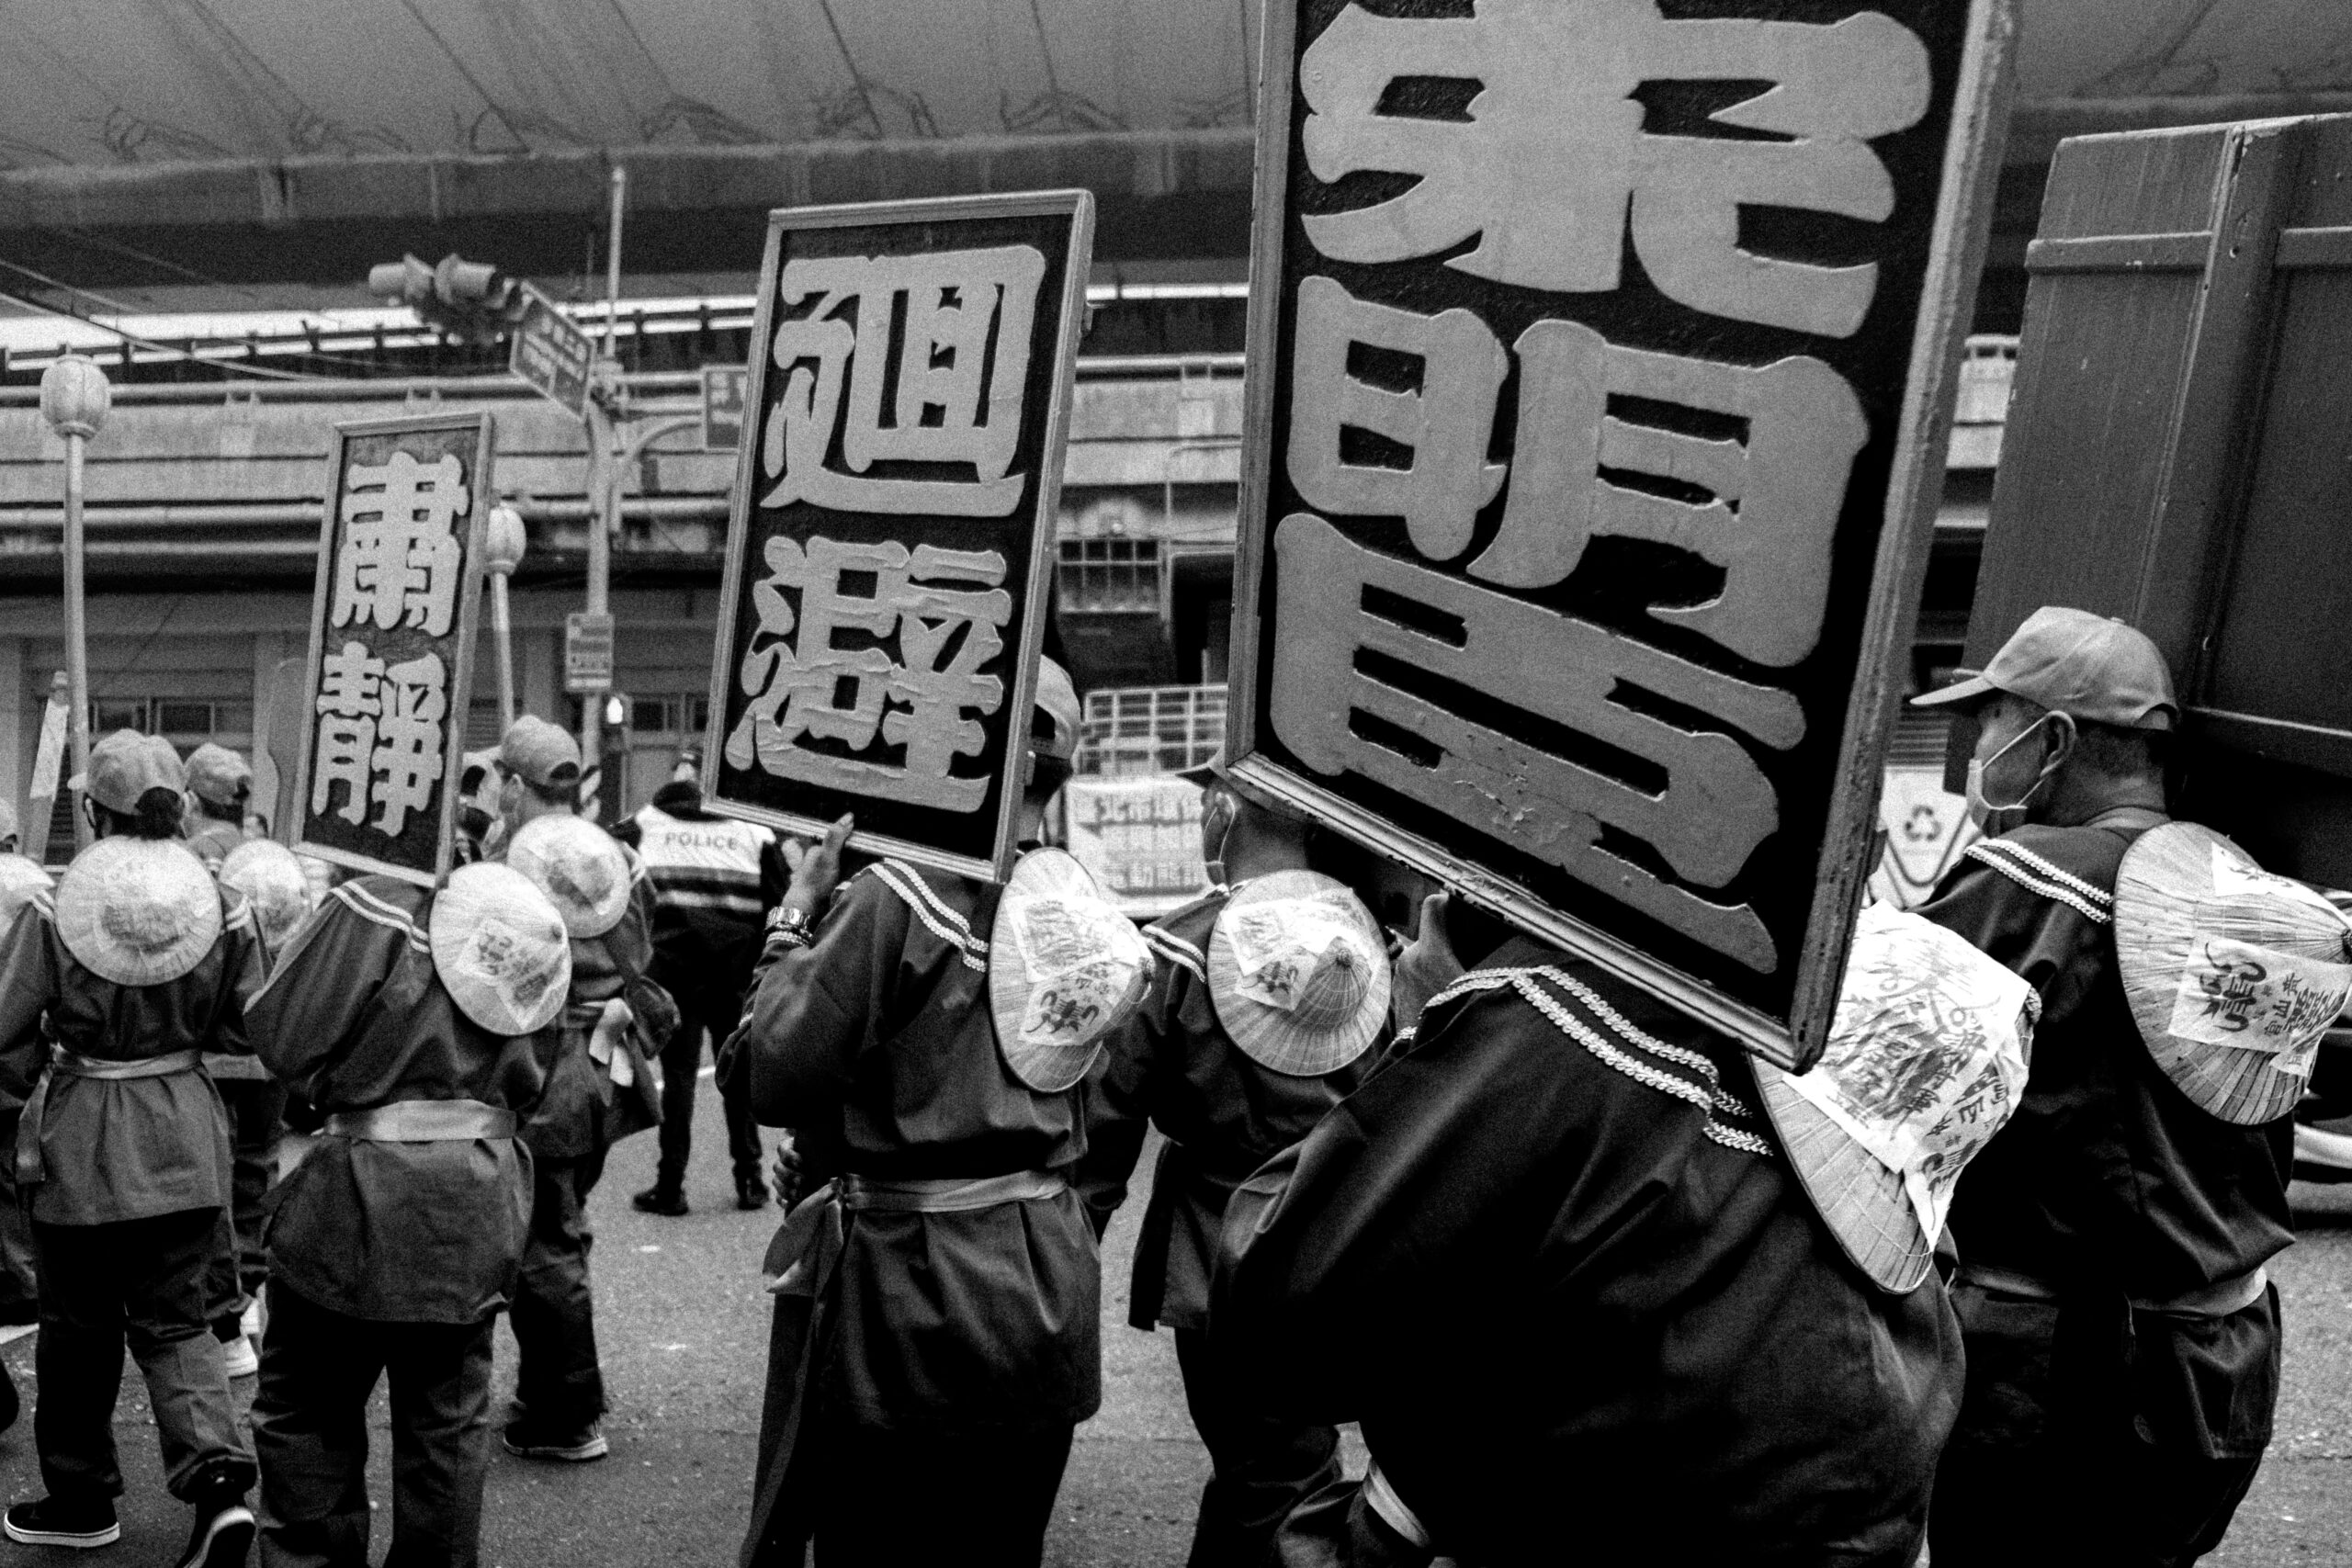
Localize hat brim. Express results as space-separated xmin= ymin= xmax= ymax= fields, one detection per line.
xmin=988 ymin=849 xmax=1145 ymax=1092
xmin=1207 ymin=870 xmax=1387 ymax=1077
xmin=1909 ymin=672 xmax=1996 ymax=709
xmin=429 ymin=863 xmax=572 ymax=1036
xmin=505 ymin=815 xmax=630 ymax=938
xmin=1752 ymin=1062 xmax=1933 ymax=1294
xmin=54 ymin=839 xmax=222 ymax=987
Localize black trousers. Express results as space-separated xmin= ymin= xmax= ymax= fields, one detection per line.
xmin=1174 ymin=1327 xmax=1344 ymax=1568
xmin=510 ymin=1151 xmax=605 ymax=1428
xmin=33 ymin=1210 xmax=254 ymax=1506
xmin=0 ymin=1109 xmax=38 ymax=1319
xmin=652 ymin=996 xmax=761 ymax=1194
xmin=208 ymin=1077 xmax=286 ymax=1333
xmin=252 ymin=1284 xmax=496 ymax=1568
xmin=806 ymin=1419 xmax=1074 ymax=1568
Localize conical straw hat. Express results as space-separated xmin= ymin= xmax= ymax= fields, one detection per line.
xmin=218 ymin=839 xmax=315 ymax=951
xmin=53 ymin=837 xmax=222 ymax=987
xmin=2116 ymin=821 xmax=2352 ymax=1125
xmin=988 ymin=848 xmax=1151 ymax=1092
xmin=1755 ymin=901 xmax=2038 ymax=1293
xmin=506 ymin=814 xmax=631 ymax=938
xmin=0 ymin=853 xmax=52 ymax=927
xmin=1207 ymin=870 xmax=1388 ymax=1077
xmin=428 ymin=862 xmax=572 ymax=1036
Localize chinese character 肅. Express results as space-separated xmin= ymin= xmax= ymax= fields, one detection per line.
xmin=1297 ymin=0 xmax=1930 ymax=337
xmin=759 ymin=246 xmax=1046 ymax=517
xmin=723 ymin=534 xmax=1014 ymax=811
xmin=332 ymin=451 xmax=468 ymax=636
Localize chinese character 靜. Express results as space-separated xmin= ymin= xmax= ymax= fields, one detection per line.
xmin=332 ymin=451 xmax=468 ymax=636
xmin=310 ymin=640 xmax=447 ymax=837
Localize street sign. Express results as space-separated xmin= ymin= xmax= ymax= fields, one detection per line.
xmin=704 ymin=190 xmax=1096 ymax=884
xmin=509 ymin=284 xmax=595 ymax=422
xmin=702 ymin=366 xmax=748 ymax=452
xmin=292 ymin=411 xmax=493 ymax=887
xmin=564 ymin=610 xmax=615 ymax=694
xmin=1223 ymin=0 xmax=2018 ymax=1070
xmin=1064 ymin=775 xmax=1213 ymax=917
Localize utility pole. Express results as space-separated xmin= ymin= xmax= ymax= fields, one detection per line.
xmin=581 ymin=164 xmax=628 ymax=806
xmin=40 ymin=355 xmax=110 ymax=852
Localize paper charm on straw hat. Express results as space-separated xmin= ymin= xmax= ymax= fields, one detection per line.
xmin=988 ymin=849 xmax=1152 ymax=1092
xmin=2116 ymin=822 xmax=2352 ymax=1126
xmin=0 ymin=853 xmax=52 ymax=927
xmin=1754 ymin=901 xmax=2038 ymax=1293
xmin=429 ymin=862 xmax=571 ymax=1036
xmin=1208 ymin=870 xmax=1388 ymax=1077
xmin=53 ymin=837 xmax=223 ymax=987
xmin=218 ymin=839 xmax=315 ymax=951
xmin=505 ymin=814 xmax=631 ymax=939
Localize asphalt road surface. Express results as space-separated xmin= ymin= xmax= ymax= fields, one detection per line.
xmin=0 ymin=1075 xmax=2343 ymax=1566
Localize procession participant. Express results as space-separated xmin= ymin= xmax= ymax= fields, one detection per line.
xmin=1212 ymin=885 xmax=1998 ymax=1567
xmin=612 ymin=746 xmax=786 ymax=1215
xmin=1075 ymin=750 xmax=1385 ymax=1568
xmin=454 ymin=750 xmax=499 ymax=867
xmin=0 ymin=729 xmax=262 ymax=1567
xmin=182 ymin=744 xmax=254 ymax=873
xmin=1909 ymin=606 xmax=2291 ymax=1567
xmin=730 ymin=658 xmax=1136 ymax=1568
xmin=0 ymin=804 xmax=52 ymax=1330
xmin=491 ymin=716 xmax=673 ymax=1464
xmin=244 ymin=857 xmax=565 ymax=1568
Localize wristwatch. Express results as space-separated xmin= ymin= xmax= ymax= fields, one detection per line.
xmin=764 ymin=903 xmax=818 ymax=953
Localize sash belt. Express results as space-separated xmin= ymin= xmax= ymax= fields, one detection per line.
xmin=16 ymin=1046 xmax=207 ymax=1185
xmin=201 ymin=1053 xmax=273 ymax=1082
xmin=838 ymin=1169 xmax=1068 ymax=1213
xmin=1961 ymin=1262 xmax=2270 ymax=1319
xmin=324 ymin=1099 xmax=515 ymax=1143
xmin=1364 ymin=1461 xmax=1434 ymax=1552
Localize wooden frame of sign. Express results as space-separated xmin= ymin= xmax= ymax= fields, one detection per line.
xmin=701 ymin=190 xmax=1095 ymax=885
xmin=290 ymin=410 xmax=494 ymax=887
xmin=1225 ymin=0 xmax=2018 ymax=1070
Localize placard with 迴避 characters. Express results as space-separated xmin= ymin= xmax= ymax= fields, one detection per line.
xmin=703 ymin=192 xmax=1094 ymax=883
xmin=291 ymin=412 xmax=492 ymax=887
xmin=1226 ymin=0 xmax=2017 ymax=1068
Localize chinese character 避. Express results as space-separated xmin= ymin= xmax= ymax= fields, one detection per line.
xmin=311 ymin=640 xmax=447 ymax=838
xmin=725 ymin=534 xmax=1014 ymax=811
xmin=1298 ymin=0 xmax=1931 ymax=338
xmin=760 ymin=246 xmax=1046 ymax=517
xmin=332 ymin=451 xmax=468 ymax=636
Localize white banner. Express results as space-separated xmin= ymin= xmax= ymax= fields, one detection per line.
xmin=1064 ymin=776 xmax=1210 ymax=917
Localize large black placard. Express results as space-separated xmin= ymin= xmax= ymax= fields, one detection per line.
xmin=705 ymin=192 xmax=1093 ymax=882
xmin=292 ymin=412 xmax=492 ymax=886
xmin=1227 ymin=0 xmax=2016 ymax=1067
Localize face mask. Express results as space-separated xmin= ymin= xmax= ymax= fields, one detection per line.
xmin=1964 ymin=714 xmax=2065 ymax=833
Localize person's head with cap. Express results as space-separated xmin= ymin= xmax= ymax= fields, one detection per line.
xmin=1179 ymin=747 xmax=1313 ymax=886
xmin=1023 ymin=657 xmax=1081 ymax=809
xmin=671 ymin=745 xmax=702 ymax=786
xmin=1911 ymin=605 xmax=2176 ymax=834
xmin=73 ymin=729 xmax=187 ymax=842
xmin=183 ymin=742 xmax=253 ymax=825
xmin=494 ymin=716 xmax=583 ymax=835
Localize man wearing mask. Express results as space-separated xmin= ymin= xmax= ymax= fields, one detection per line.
xmin=1075 ymin=751 xmax=1382 ymax=1566
xmin=1910 ymin=606 xmax=2289 ymax=1567
xmin=612 ymin=747 xmax=786 ymax=1215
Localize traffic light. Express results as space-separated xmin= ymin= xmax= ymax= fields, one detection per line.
xmin=367 ymin=253 xmax=528 ymax=344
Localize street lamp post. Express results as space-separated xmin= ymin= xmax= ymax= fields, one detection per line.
xmin=40 ymin=355 xmax=110 ymax=852
xmin=483 ymin=502 xmax=526 ymax=731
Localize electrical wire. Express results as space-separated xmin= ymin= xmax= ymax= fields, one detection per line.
xmin=0 ymin=257 xmax=397 ymax=375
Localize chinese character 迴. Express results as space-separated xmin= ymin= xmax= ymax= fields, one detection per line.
xmin=332 ymin=451 xmax=469 ymax=636
xmin=310 ymin=640 xmax=446 ymax=837
xmin=759 ymin=246 xmax=1046 ymax=517
xmin=1297 ymin=0 xmax=1930 ymax=337
xmin=723 ymin=534 xmax=1014 ymax=811
xmin=1268 ymin=512 xmax=1804 ymax=974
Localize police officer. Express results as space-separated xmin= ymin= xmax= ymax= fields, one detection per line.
xmin=0 ymin=730 xmax=262 ymax=1568
xmin=244 ymin=859 xmax=561 ymax=1568
xmin=613 ymin=747 xmax=786 ymax=1215
xmin=1910 ymin=607 xmax=2288 ymax=1567
xmin=1076 ymin=751 xmax=1384 ymax=1567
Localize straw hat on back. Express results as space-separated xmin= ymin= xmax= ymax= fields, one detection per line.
xmin=428 ymin=862 xmax=572 ymax=1036
xmin=988 ymin=848 xmax=1151 ymax=1092
xmin=506 ymin=814 xmax=631 ymax=939
xmin=54 ymin=836 xmax=222 ymax=987
xmin=2115 ymin=822 xmax=2352 ymax=1125
xmin=1754 ymin=901 xmax=2038 ymax=1293
xmin=1206 ymin=871 xmax=1387 ymax=1077
xmin=219 ymin=839 xmax=315 ymax=951
xmin=0 ymin=853 xmax=54 ymax=926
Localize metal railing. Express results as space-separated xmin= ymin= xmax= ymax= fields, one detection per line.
xmin=1075 ymin=684 xmax=1227 ymax=776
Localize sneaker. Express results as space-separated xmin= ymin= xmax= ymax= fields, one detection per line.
xmin=221 ymin=1334 xmax=259 ymax=1380
xmin=735 ymin=1172 xmax=769 ymax=1212
xmin=631 ymin=1186 xmax=687 ymax=1217
xmin=174 ymin=1500 xmax=255 ymax=1568
xmin=502 ymin=1418 xmax=608 ymax=1461
xmin=4 ymin=1496 xmax=121 ymax=1549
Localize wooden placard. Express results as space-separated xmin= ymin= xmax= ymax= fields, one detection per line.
xmin=291 ymin=411 xmax=493 ymax=887
xmin=702 ymin=191 xmax=1095 ymax=884
xmin=1226 ymin=0 xmax=2018 ymax=1069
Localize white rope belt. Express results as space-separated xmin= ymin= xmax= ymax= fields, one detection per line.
xmin=323 ymin=1099 xmax=516 ymax=1143
xmin=838 ymin=1170 xmax=1067 ymax=1213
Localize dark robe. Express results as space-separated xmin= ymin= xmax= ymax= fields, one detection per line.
xmin=1214 ymin=938 xmax=1961 ymax=1568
